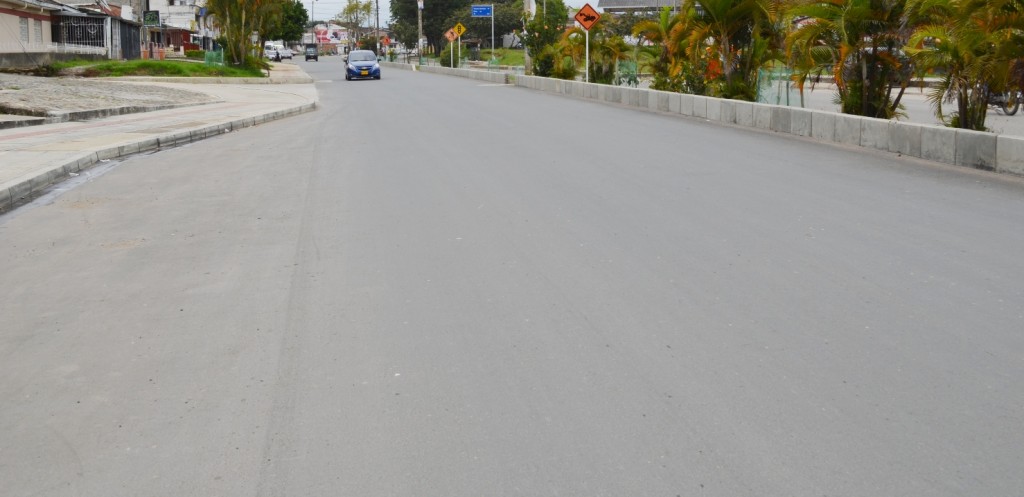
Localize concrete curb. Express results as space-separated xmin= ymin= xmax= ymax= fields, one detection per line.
xmin=383 ymin=62 xmax=1022 ymax=177
xmin=107 ymin=75 xmax=315 ymax=84
xmin=0 ymin=101 xmax=316 ymax=213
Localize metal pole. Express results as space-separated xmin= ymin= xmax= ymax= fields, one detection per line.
xmin=375 ymin=0 xmax=379 ymax=54
xmin=585 ymin=29 xmax=589 ymax=83
xmin=458 ymin=35 xmax=461 ymax=62
xmin=450 ymin=39 xmax=453 ymax=66
xmin=490 ymin=4 xmax=494 ymax=61
xmin=417 ymin=0 xmax=423 ymax=63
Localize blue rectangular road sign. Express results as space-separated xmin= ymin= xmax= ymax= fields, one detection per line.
xmin=471 ymin=4 xmax=493 ymax=16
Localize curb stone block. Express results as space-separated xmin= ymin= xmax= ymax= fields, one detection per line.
xmin=734 ymin=101 xmax=754 ymax=127
xmin=996 ymin=135 xmax=1024 ymax=175
xmin=608 ymin=87 xmax=622 ymax=103
xmin=956 ymin=129 xmax=997 ymax=170
xmin=753 ymin=103 xmax=772 ymax=129
xmin=97 ymin=147 xmax=119 ymax=160
xmin=693 ymin=96 xmax=708 ymax=118
xmin=9 ymin=179 xmax=32 ymax=205
xmin=656 ymin=93 xmax=670 ymax=112
xmin=718 ymin=100 xmax=736 ymax=123
xmin=791 ymin=108 xmax=813 ymax=137
xmin=810 ymin=111 xmax=836 ymax=142
xmin=0 ymin=187 xmax=12 ymax=211
xmin=668 ymin=93 xmax=681 ymax=113
xmin=860 ymin=118 xmax=890 ymax=150
xmin=705 ymin=97 xmax=721 ymax=121
xmin=75 ymin=154 xmax=97 ymax=171
xmin=835 ymin=114 xmax=863 ymax=146
xmin=119 ymin=142 xmax=140 ymax=156
xmin=770 ymin=106 xmax=792 ymax=133
xmin=680 ymin=94 xmax=694 ymax=115
xmin=889 ymin=121 xmax=922 ymax=157
xmin=637 ymin=89 xmax=649 ymax=109
xmin=621 ymin=87 xmax=636 ymax=106
xmin=138 ymin=137 xmax=159 ymax=153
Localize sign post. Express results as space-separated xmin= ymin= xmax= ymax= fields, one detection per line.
xmin=453 ymin=22 xmax=466 ymax=63
xmin=445 ymin=29 xmax=457 ymax=66
xmin=574 ymin=3 xmax=600 ymax=83
xmin=471 ymin=4 xmax=494 ymax=62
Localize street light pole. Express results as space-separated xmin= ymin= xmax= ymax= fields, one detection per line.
xmin=375 ymin=0 xmax=379 ymax=54
xmin=417 ymin=0 xmax=423 ymax=62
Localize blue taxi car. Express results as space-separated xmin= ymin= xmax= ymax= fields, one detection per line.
xmin=345 ymin=50 xmax=381 ymax=81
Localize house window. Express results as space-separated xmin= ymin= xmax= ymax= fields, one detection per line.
xmin=34 ymin=19 xmax=43 ymax=44
xmin=20 ymin=17 xmax=29 ymax=42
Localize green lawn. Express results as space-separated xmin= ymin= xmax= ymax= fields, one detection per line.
xmin=50 ymin=59 xmax=265 ymax=78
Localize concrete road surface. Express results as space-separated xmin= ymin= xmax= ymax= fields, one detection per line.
xmin=2 ymin=58 xmax=1024 ymax=496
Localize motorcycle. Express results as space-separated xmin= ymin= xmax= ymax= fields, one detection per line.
xmin=990 ymin=88 xmax=1021 ymax=116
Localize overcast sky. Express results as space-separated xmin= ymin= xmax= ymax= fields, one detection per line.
xmin=305 ymin=0 xmax=389 ymax=25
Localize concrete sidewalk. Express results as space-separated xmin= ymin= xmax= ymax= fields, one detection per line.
xmin=0 ymin=62 xmax=317 ymax=212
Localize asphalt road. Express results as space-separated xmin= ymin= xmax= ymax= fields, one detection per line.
xmin=2 ymin=56 xmax=1024 ymax=496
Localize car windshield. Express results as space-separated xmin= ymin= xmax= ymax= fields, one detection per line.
xmin=350 ymin=52 xmax=376 ymax=62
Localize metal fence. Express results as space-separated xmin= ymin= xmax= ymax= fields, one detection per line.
xmin=51 ymin=16 xmax=108 ymax=48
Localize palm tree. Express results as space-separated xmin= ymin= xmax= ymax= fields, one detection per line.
xmin=905 ymin=0 xmax=1024 ymax=130
xmin=633 ymin=7 xmax=685 ymax=90
xmin=678 ymin=0 xmax=761 ymax=97
xmin=785 ymin=0 xmax=912 ymax=118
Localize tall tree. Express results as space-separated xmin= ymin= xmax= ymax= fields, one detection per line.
xmin=205 ymin=0 xmax=284 ymax=65
xmin=905 ymin=0 xmax=1024 ymax=129
xmin=786 ymin=0 xmax=913 ymax=118
xmin=633 ymin=7 xmax=686 ymax=90
xmin=391 ymin=0 xmax=471 ymax=53
xmin=267 ymin=0 xmax=309 ymax=42
xmin=521 ymin=0 xmax=569 ymax=75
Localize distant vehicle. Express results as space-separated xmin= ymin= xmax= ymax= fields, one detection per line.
xmin=305 ymin=45 xmax=318 ymax=61
xmin=278 ymin=48 xmax=294 ymax=60
xmin=345 ymin=50 xmax=381 ymax=80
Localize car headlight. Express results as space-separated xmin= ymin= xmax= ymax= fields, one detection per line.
xmin=372 ymin=63 xmax=380 ymax=70
xmin=348 ymin=64 xmax=355 ymax=70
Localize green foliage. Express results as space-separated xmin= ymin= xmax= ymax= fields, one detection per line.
xmin=391 ymin=20 xmax=418 ymax=48
xmin=339 ymin=0 xmax=372 ymax=30
xmin=266 ymin=0 xmax=308 ymax=42
xmin=392 ymin=0 xmax=523 ymax=54
xmin=522 ymin=0 xmax=569 ymax=74
xmin=786 ymin=0 xmax=911 ymax=118
xmin=904 ymin=0 xmax=1024 ymax=130
xmin=532 ymin=47 xmax=556 ymax=76
xmin=440 ymin=42 xmax=462 ymax=67
xmin=66 ymin=60 xmax=265 ymax=78
xmin=204 ymin=0 xmax=285 ymax=66
xmin=444 ymin=1 xmax=523 ymax=53
xmin=185 ymin=50 xmax=206 ymax=59
xmin=357 ymin=36 xmax=379 ymax=52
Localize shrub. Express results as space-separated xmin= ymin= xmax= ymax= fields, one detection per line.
xmin=439 ymin=43 xmax=461 ymax=67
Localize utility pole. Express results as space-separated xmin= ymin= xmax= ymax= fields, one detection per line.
xmin=417 ymin=0 xmax=423 ymax=62
xmin=375 ymin=0 xmax=379 ymax=54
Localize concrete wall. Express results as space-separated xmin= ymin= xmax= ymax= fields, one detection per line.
xmin=385 ymin=62 xmax=1021 ymax=176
